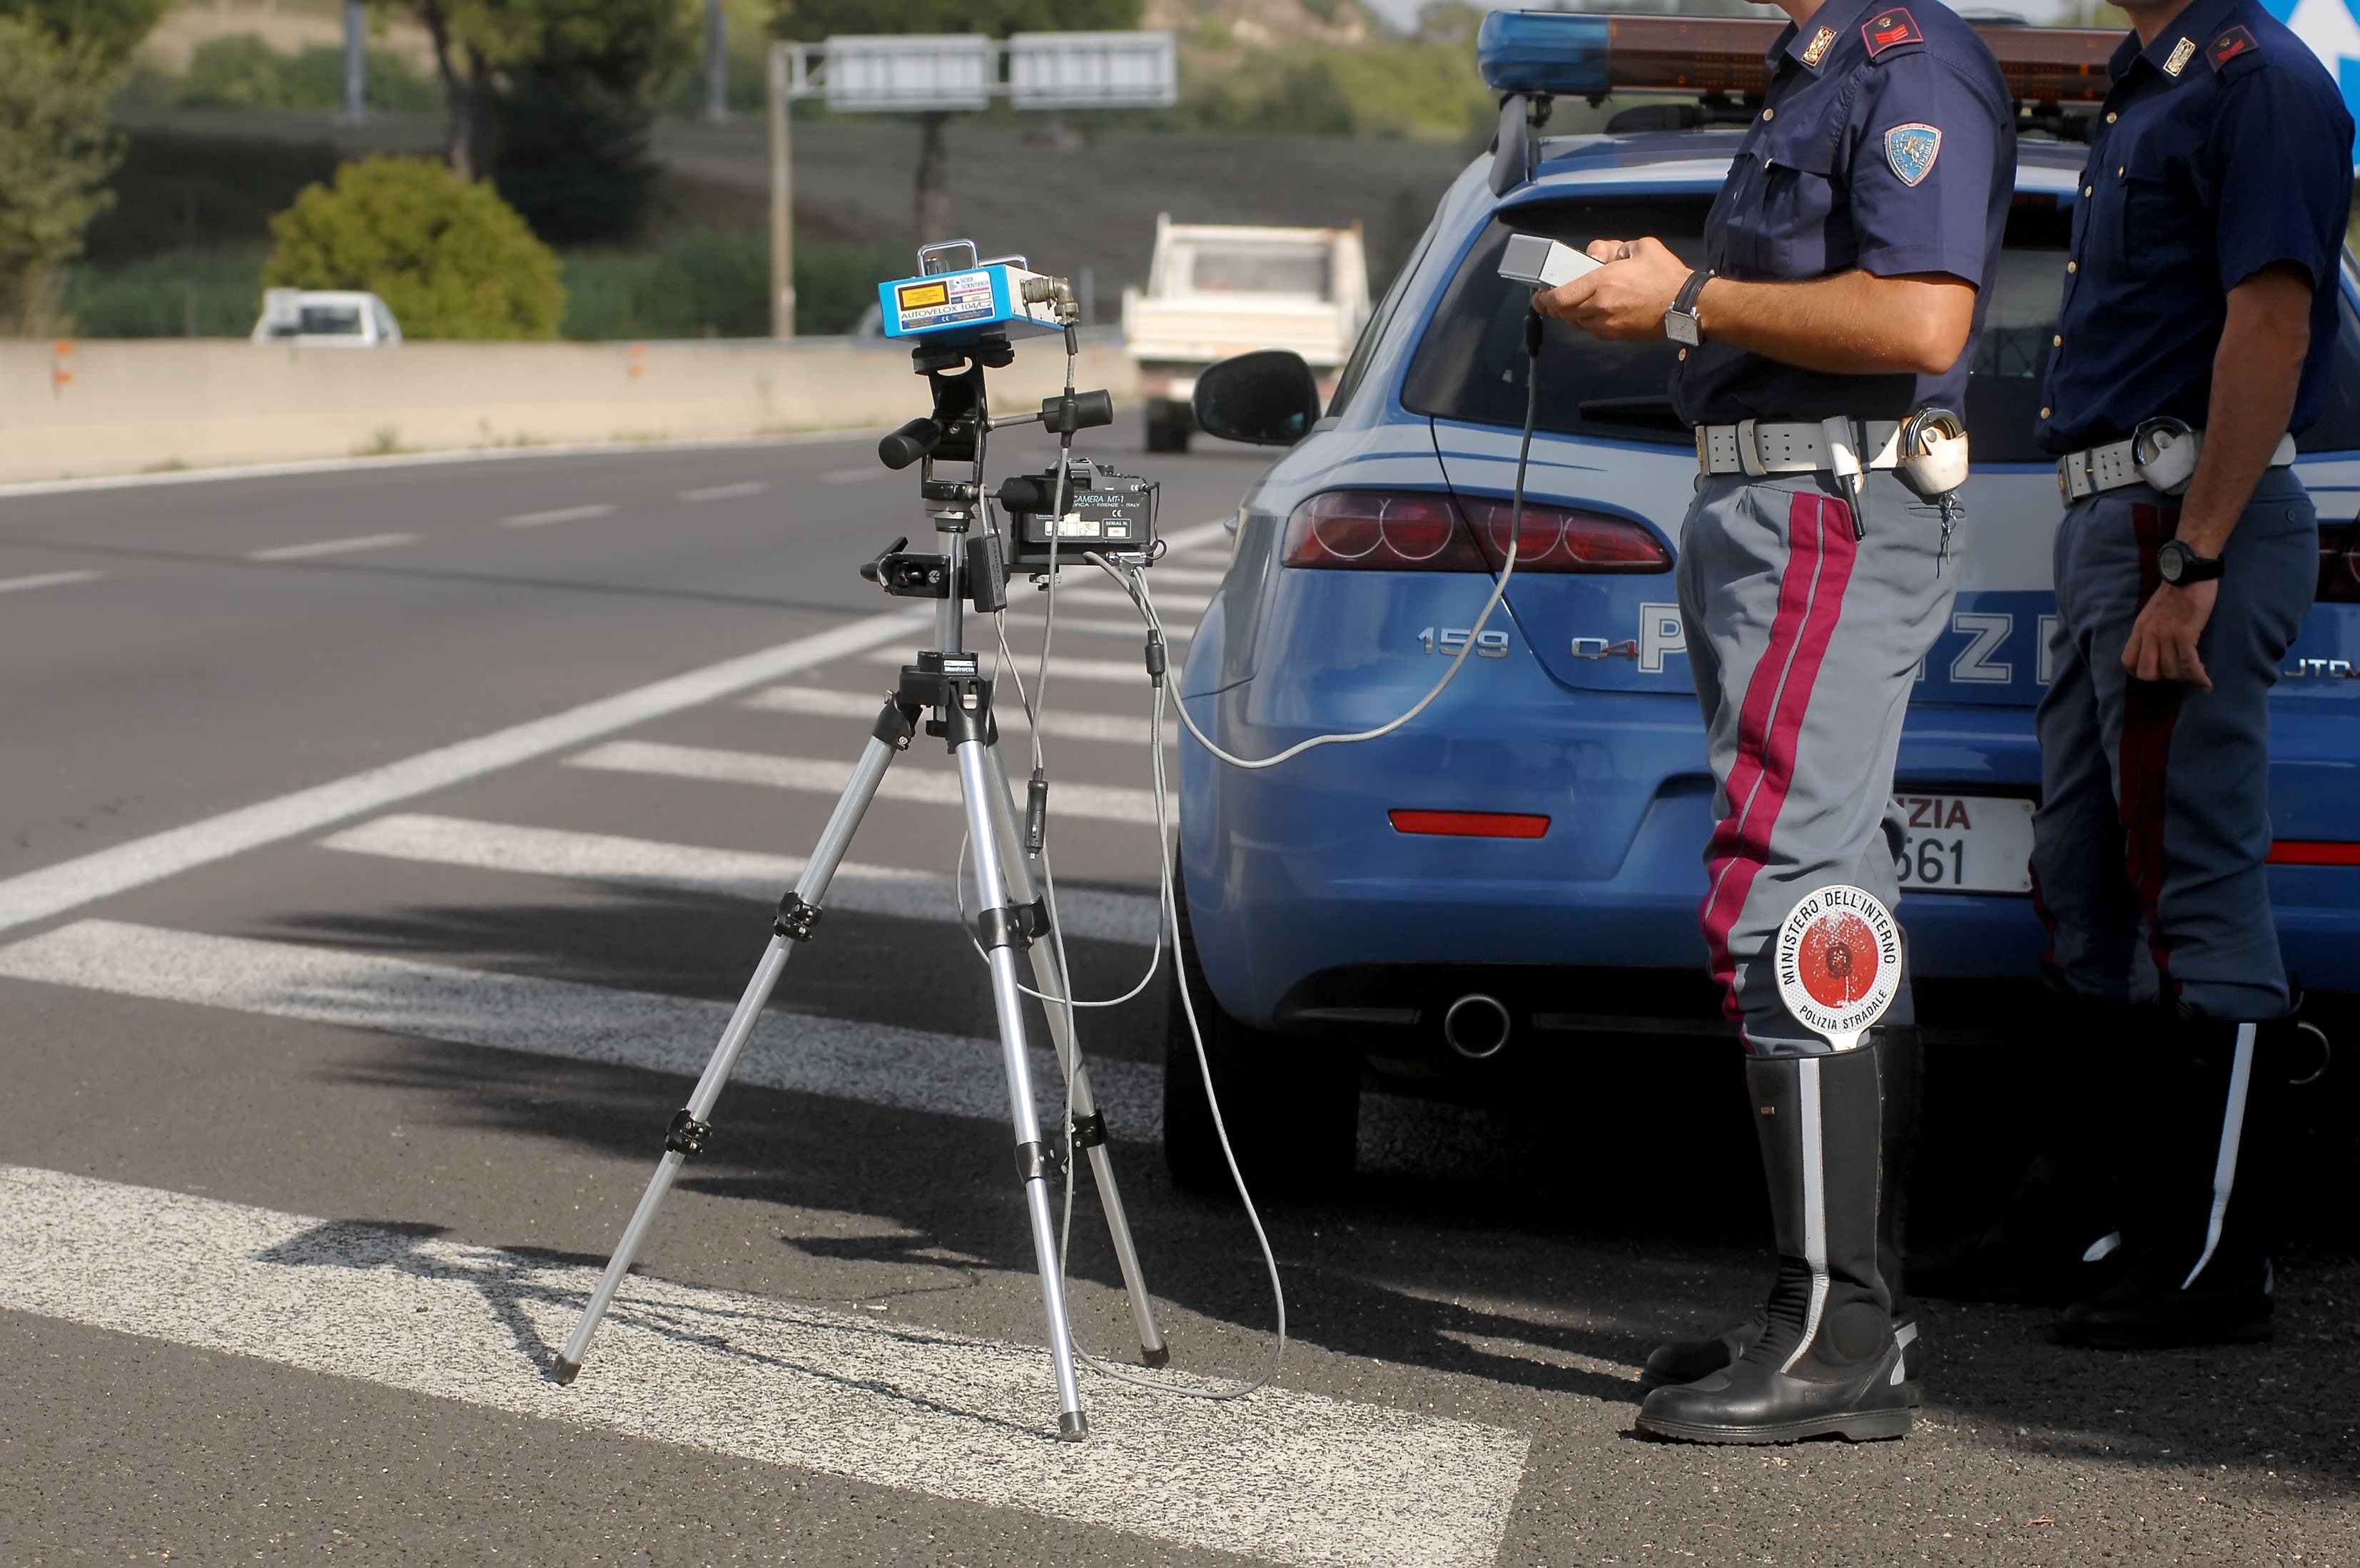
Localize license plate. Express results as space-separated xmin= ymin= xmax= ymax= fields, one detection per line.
xmin=1890 ymin=794 xmax=2035 ymax=895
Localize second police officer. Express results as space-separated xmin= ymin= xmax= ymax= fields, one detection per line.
xmin=1536 ymin=0 xmax=2015 ymax=1440
xmin=1985 ymin=0 xmax=2349 ymax=1344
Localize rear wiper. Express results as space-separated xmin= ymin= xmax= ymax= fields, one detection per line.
xmin=1576 ymin=395 xmax=1688 ymax=433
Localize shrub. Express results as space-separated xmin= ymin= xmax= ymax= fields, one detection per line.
xmin=176 ymin=34 xmax=439 ymax=113
xmin=559 ymin=236 xmax=905 ymax=340
xmin=63 ymin=253 xmax=263 ymax=336
xmin=263 ymin=155 xmax=565 ymax=339
xmin=0 ymin=15 xmax=122 ymax=333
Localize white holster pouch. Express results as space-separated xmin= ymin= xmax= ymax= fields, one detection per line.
xmin=2056 ymin=418 xmax=2297 ymax=502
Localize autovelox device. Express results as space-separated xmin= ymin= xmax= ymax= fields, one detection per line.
xmin=879 ymin=238 xmax=1071 ymax=346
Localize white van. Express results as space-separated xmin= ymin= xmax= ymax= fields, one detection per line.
xmin=250 ymin=289 xmax=404 ymax=348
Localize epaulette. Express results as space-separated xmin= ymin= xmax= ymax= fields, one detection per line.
xmin=1860 ymin=6 xmax=1925 ymax=60
xmin=2208 ymin=24 xmax=2263 ymax=76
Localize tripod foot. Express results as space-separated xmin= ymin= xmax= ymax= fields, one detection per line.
xmin=1141 ymin=1343 xmax=1170 ymax=1369
xmin=1058 ymin=1411 xmax=1090 ymax=1443
xmin=548 ymin=1355 xmax=582 ymax=1386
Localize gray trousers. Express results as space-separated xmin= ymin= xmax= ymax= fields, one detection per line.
xmin=2030 ymin=470 xmax=2316 ymax=1021
xmin=1678 ymin=471 xmax=1955 ymax=1057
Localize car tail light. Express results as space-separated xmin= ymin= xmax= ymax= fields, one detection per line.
xmin=2319 ymin=516 xmax=2360 ymax=603
xmin=1389 ymin=809 xmax=1551 ymax=838
xmin=2270 ymin=841 xmax=2360 ymax=866
xmin=1281 ymin=490 xmax=1670 ymax=573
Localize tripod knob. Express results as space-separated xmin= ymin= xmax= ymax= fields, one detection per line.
xmin=857 ymin=537 xmax=910 ymax=584
xmin=878 ymin=418 xmax=943 ymax=470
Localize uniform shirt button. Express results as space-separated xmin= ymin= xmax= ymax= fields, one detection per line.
xmin=2052 ymin=334 xmax=2063 ymax=347
xmin=1762 ymin=107 xmax=1775 ymax=119
xmin=2117 ymin=165 xmax=2125 ymax=176
xmin=2084 ymin=185 xmax=2094 ymax=197
xmin=2067 ymin=261 xmax=2078 ymax=273
xmin=2040 ymin=407 xmax=2052 ymax=419
xmin=2106 ymin=111 xmax=2118 ymax=123
xmin=1678 ymin=348 xmax=1689 ymax=360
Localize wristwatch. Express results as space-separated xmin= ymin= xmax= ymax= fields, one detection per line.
xmin=2156 ymin=537 xmax=2224 ymax=586
xmin=1663 ymin=269 xmax=1711 ymax=346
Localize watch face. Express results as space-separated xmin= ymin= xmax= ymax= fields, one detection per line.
xmin=2158 ymin=540 xmax=2185 ymax=583
xmin=1665 ymin=311 xmax=1700 ymax=346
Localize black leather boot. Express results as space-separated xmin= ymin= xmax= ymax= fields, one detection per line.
xmin=1910 ymin=987 xmax=2146 ymax=1305
xmin=2058 ymin=1005 xmax=2318 ymax=1349
xmin=1641 ymin=1026 xmax=1921 ymax=1400
xmin=1636 ymin=1039 xmax=1915 ymax=1444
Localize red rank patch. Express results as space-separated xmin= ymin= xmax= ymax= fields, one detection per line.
xmin=2209 ymin=25 xmax=2258 ymax=70
xmin=1862 ymin=6 xmax=1923 ymax=56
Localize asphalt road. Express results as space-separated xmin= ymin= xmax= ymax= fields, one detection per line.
xmin=1 ymin=420 xmax=2353 ymax=1567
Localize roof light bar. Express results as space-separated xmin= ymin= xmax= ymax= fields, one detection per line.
xmin=1476 ymin=9 xmax=2118 ymax=106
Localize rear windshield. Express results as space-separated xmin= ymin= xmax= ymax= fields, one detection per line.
xmin=1400 ymin=194 xmax=2360 ymax=461
xmin=1187 ymin=245 xmax=1330 ymax=298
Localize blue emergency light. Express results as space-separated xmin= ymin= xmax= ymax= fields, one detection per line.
xmin=877 ymin=243 xmax=1069 ymax=345
xmin=1476 ymin=10 xmax=1614 ymax=97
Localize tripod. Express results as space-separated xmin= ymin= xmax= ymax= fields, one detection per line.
xmin=550 ymin=333 xmax=1166 ymax=1442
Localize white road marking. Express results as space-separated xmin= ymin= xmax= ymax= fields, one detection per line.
xmin=1153 ymin=518 xmax=1234 ymax=555
xmin=321 ymin=814 xmax=1160 ymax=947
xmin=862 ymin=646 xmax=1154 ymax=686
xmin=746 ymin=683 xmax=1175 ymax=748
xmin=502 ymin=504 xmax=616 ymax=528
xmin=1058 ymin=585 xmax=1214 ymax=615
xmin=0 ymin=607 xmax=928 ymax=936
xmin=0 ymin=569 xmax=102 ymax=595
xmin=1138 ymin=565 xmax=1227 ymax=588
xmin=1010 ymin=614 xmax=1194 ymax=641
xmin=0 ymin=1166 xmax=1528 ymax=1568
xmin=568 ymin=740 xmax=1160 ymax=824
xmin=0 ymin=919 xmax=1159 ymax=1134
xmin=247 ymin=532 xmax=417 ymax=562
xmin=822 ymin=466 xmax=888 ymax=485
xmin=679 ymin=482 xmax=769 ymax=502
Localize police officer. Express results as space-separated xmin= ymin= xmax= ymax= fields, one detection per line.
xmin=2025 ymin=0 xmax=2352 ymax=1346
xmin=1535 ymin=0 xmax=2013 ymax=1441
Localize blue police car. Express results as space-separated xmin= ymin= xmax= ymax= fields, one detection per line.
xmin=1160 ymin=11 xmax=2360 ymax=1192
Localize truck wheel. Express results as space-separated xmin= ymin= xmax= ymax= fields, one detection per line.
xmin=1164 ymin=866 xmax=1358 ymax=1198
xmin=1145 ymin=398 xmax=1192 ymax=455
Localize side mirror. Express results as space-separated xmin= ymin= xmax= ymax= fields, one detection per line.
xmin=1191 ymin=350 xmax=1323 ymax=447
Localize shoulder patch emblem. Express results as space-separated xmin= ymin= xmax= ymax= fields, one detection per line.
xmin=1885 ymin=123 xmax=1942 ymax=186
xmin=1802 ymin=25 xmax=1837 ymax=66
xmin=1861 ymin=7 xmax=1923 ymax=57
xmin=2209 ymin=25 xmax=2259 ymax=69
xmin=2163 ymin=35 xmax=2197 ymax=76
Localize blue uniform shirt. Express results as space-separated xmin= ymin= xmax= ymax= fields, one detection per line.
xmin=2037 ymin=0 xmax=2355 ymax=455
xmin=1671 ymin=0 xmax=2015 ymax=427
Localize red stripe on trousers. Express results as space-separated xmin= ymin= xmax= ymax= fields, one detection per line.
xmin=1700 ymin=491 xmax=1861 ymax=1034
xmin=2120 ymin=502 xmax=2184 ymax=988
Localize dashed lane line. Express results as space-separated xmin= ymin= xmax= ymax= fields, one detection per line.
xmin=679 ymin=482 xmax=768 ymax=502
xmin=320 ymin=814 xmax=1160 ymax=946
xmin=502 ymin=504 xmax=617 ymax=528
xmin=0 ymin=607 xmax=929 ymax=936
xmin=745 ymin=683 xmax=1175 ymax=749
xmin=0 ymin=919 xmax=1160 ymax=1134
xmin=246 ymin=532 xmax=417 ymax=562
xmin=567 ymin=740 xmax=1160 ymax=824
xmin=0 ymin=1165 xmax=1529 ymax=1568
xmin=0 ymin=569 xmax=102 ymax=595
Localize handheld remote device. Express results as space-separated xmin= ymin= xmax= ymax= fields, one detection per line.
xmin=1497 ymin=233 xmax=1602 ymax=289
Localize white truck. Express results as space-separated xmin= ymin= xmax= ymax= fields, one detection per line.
xmin=1122 ymin=216 xmax=1370 ymax=453
xmin=251 ymin=288 xmax=404 ymax=348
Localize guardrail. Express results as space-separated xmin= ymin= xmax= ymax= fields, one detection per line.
xmin=0 ymin=332 xmax=1140 ymax=484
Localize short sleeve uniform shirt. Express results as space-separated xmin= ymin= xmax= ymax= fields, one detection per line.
xmin=2035 ymin=0 xmax=2355 ymax=455
xmin=1671 ymin=0 xmax=2016 ymax=427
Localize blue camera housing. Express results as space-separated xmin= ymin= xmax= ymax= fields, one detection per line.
xmin=877 ymin=262 xmax=1065 ymax=345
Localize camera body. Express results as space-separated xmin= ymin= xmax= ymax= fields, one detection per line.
xmin=996 ymin=460 xmax=1159 ymax=570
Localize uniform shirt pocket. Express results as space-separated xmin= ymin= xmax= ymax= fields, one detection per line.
xmin=1757 ymin=118 xmax=1846 ymax=278
xmin=2114 ymin=131 xmax=2200 ymax=273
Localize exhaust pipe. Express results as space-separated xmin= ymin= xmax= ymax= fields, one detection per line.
xmin=1442 ymin=993 xmax=1511 ymax=1060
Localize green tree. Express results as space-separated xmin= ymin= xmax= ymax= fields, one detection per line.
xmin=393 ymin=0 xmax=690 ymax=238
xmin=263 ymin=154 xmax=567 ymax=339
xmin=1 ymin=0 xmax=168 ymax=67
xmin=773 ymin=0 xmax=1143 ymax=241
xmin=0 ymin=16 xmax=123 ymax=334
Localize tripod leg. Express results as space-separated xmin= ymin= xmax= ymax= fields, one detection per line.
xmin=554 ymin=712 xmax=912 ymax=1382
xmin=983 ymin=743 xmax=1170 ymax=1367
xmin=952 ymin=729 xmax=1090 ymax=1440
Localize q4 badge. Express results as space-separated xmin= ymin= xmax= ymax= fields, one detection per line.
xmin=1884 ymin=123 xmax=1941 ymax=187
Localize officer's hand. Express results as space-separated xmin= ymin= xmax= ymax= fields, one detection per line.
xmin=2123 ymin=581 xmax=2217 ymax=689
xmin=1534 ymin=236 xmax=1690 ymax=342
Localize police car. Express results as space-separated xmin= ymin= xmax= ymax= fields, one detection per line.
xmin=1163 ymin=11 xmax=2360 ymax=1190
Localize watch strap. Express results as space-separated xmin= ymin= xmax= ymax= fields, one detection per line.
xmin=1671 ymin=268 xmax=1711 ymax=319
